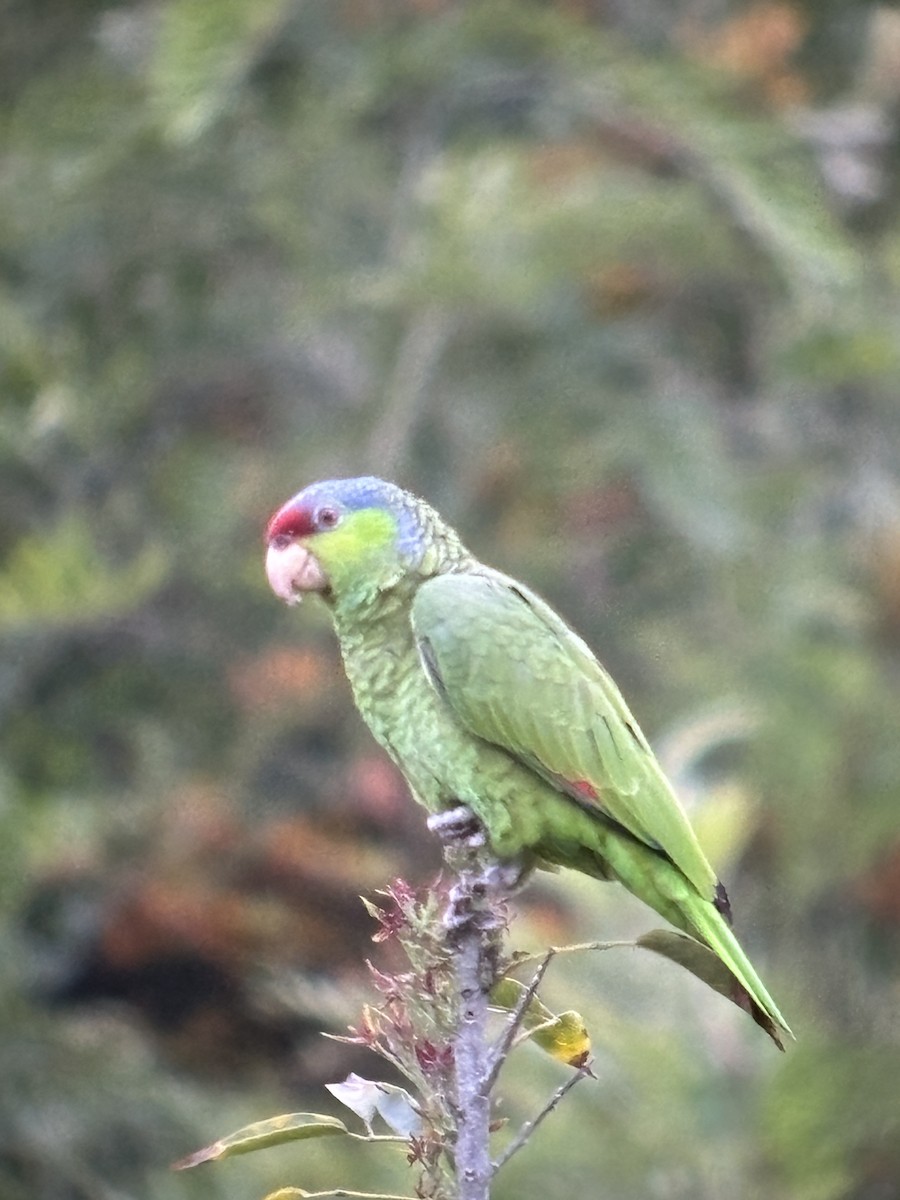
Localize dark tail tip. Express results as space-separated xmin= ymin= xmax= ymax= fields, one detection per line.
xmin=714 ymin=880 xmax=734 ymax=927
xmin=738 ymin=987 xmax=786 ymax=1051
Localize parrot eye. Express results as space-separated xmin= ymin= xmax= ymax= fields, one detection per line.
xmin=315 ymin=506 xmax=341 ymax=531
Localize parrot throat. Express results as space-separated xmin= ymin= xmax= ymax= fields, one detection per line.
xmin=326 ymin=541 xmax=476 ymax=773
xmin=328 ymin=570 xmax=420 ymax=629
xmin=328 ymin=575 xmax=433 ymax=767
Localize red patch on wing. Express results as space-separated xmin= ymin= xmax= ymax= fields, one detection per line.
xmin=571 ymin=779 xmax=599 ymax=802
xmin=266 ymin=502 xmax=316 ymax=545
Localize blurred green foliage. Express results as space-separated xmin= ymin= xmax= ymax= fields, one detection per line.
xmin=3 ymin=1 xmax=900 ymax=1197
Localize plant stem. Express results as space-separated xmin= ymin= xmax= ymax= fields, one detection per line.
xmin=453 ymin=927 xmax=493 ymax=1200
xmin=443 ymin=851 xmax=506 ymax=1200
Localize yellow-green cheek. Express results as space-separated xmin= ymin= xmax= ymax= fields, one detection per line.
xmin=310 ymin=509 xmax=400 ymax=593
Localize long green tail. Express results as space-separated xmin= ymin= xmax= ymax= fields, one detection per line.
xmin=540 ymin=804 xmax=793 ymax=1047
xmin=565 ymin=819 xmax=794 ymax=1047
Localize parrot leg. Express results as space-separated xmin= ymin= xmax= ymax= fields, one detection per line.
xmin=444 ymin=861 xmax=527 ymax=933
xmin=428 ymin=805 xmax=501 ymax=932
xmin=429 ymin=805 xmax=527 ymax=932
xmin=427 ymin=804 xmax=487 ymax=849
xmin=444 ymin=879 xmax=499 ymax=934
xmin=482 ymin=859 xmax=530 ymax=894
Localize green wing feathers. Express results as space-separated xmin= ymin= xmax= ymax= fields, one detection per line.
xmin=411 ymin=569 xmax=792 ymax=1045
xmin=412 ymin=571 xmax=716 ymax=893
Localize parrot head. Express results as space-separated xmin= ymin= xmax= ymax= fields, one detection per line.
xmin=265 ymin=476 xmax=460 ymax=606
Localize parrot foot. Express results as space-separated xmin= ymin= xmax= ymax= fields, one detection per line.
xmin=483 ymin=859 xmax=529 ymax=894
xmin=427 ymin=805 xmax=486 ymax=850
xmin=442 ymin=857 xmax=526 ymax=934
xmin=444 ymin=878 xmax=502 ymax=934
xmin=430 ymin=806 xmax=526 ymax=935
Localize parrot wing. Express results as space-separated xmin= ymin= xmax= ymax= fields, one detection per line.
xmin=411 ymin=569 xmax=719 ymax=900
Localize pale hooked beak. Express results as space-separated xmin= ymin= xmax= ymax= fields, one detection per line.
xmin=265 ymin=541 xmax=328 ymax=605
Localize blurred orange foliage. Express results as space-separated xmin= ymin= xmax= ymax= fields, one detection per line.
xmin=683 ymin=3 xmax=810 ymax=106
xmin=229 ymin=646 xmax=335 ymax=712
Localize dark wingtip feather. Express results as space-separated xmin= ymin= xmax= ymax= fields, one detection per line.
xmin=714 ymin=880 xmax=734 ymax=926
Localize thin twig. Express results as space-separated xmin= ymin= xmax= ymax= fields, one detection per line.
xmin=514 ymin=939 xmax=635 ymax=964
xmin=344 ymin=1134 xmax=409 ymax=1145
xmin=491 ymin=1065 xmax=593 ymax=1176
xmin=509 ymin=1014 xmax=562 ymax=1053
xmin=483 ymin=939 xmax=632 ymax=1085
xmin=482 ymin=948 xmax=556 ymax=1092
xmin=278 ymin=1190 xmax=418 ymax=1199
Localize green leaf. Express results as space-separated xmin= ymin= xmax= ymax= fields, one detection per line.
xmin=490 ymin=978 xmax=591 ymax=1067
xmin=172 ymin=1112 xmax=349 ymax=1170
xmin=636 ymin=929 xmax=738 ymax=1000
xmin=325 ymin=1074 xmax=422 ymax=1137
xmin=636 ymin=929 xmax=784 ymax=1048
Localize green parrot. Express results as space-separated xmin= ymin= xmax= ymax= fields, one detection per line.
xmin=265 ymin=476 xmax=791 ymax=1048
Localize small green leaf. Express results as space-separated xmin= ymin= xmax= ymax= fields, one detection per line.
xmin=325 ymin=1074 xmax=422 ymax=1136
xmin=636 ymin=929 xmax=784 ymax=1047
xmin=173 ymin=1113 xmax=348 ymax=1170
xmin=531 ymin=1010 xmax=592 ymax=1068
xmin=637 ymin=929 xmax=741 ymax=1000
xmin=490 ymin=978 xmax=591 ymax=1067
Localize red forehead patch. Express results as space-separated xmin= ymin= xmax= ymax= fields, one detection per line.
xmin=265 ymin=502 xmax=316 ymax=544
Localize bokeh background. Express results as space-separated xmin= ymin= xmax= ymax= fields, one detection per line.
xmin=3 ymin=1 xmax=900 ymax=1197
